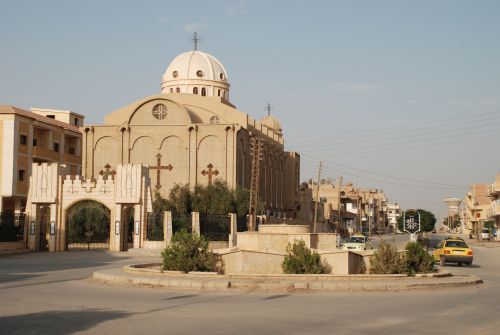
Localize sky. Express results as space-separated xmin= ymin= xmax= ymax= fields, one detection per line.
xmin=1 ymin=0 xmax=499 ymax=221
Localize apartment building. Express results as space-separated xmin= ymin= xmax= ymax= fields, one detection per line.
xmin=0 ymin=105 xmax=83 ymax=214
xmin=463 ymin=183 xmax=490 ymax=234
xmin=487 ymin=173 xmax=500 ymax=235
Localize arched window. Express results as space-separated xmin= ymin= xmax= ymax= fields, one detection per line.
xmin=193 ymin=87 xmax=198 ymax=95
xmin=176 ymin=87 xmax=180 ymax=93
xmin=169 ymin=88 xmax=173 ymax=93
xmin=201 ymin=87 xmax=206 ymax=96
xmin=217 ymin=89 xmax=221 ymax=97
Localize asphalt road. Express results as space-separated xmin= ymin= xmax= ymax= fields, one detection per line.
xmin=1 ymin=238 xmax=499 ymax=335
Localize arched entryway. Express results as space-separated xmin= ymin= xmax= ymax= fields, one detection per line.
xmin=66 ymin=200 xmax=111 ymax=250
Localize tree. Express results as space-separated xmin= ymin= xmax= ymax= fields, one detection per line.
xmin=369 ymin=242 xmax=407 ymax=274
xmin=67 ymin=200 xmax=110 ymax=243
xmin=282 ymin=239 xmax=328 ymax=274
xmin=161 ymin=230 xmax=215 ymax=272
xmin=397 ymin=209 xmax=436 ymax=233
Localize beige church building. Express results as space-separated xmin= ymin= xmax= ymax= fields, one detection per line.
xmin=82 ymin=48 xmax=301 ymax=218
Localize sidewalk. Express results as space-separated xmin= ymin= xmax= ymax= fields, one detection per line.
xmin=92 ymin=266 xmax=483 ymax=293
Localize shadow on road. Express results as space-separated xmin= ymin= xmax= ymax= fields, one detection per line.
xmin=0 ymin=309 xmax=131 ymax=335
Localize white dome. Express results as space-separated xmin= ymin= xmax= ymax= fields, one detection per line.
xmin=161 ymin=51 xmax=230 ymax=100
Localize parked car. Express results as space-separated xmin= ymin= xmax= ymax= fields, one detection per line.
xmin=342 ymin=235 xmax=373 ymax=251
xmin=481 ymin=228 xmax=491 ymax=240
xmin=433 ymin=237 xmax=473 ymax=267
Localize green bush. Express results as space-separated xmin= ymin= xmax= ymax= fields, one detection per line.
xmin=405 ymin=241 xmax=435 ymax=276
xmin=161 ymin=230 xmax=215 ymax=273
xmin=369 ymin=242 xmax=407 ymax=274
xmin=282 ymin=240 xmax=327 ymax=274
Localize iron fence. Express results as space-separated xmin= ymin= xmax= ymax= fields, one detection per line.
xmin=172 ymin=213 xmax=192 ymax=234
xmin=146 ymin=213 xmax=164 ymax=241
xmin=0 ymin=213 xmax=25 ymax=242
xmin=237 ymin=216 xmax=248 ymax=233
xmin=200 ymin=214 xmax=230 ymax=241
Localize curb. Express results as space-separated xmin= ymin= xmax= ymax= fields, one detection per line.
xmin=92 ymin=268 xmax=482 ymax=293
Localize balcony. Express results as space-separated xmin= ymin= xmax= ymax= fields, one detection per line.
xmin=32 ymin=146 xmax=59 ymax=161
xmin=488 ymin=182 xmax=500 ymax=197
xmin=63 ymin=153 xmax=82 ymax=165
xmin=487 ymin=204 xmax=500 ymax=218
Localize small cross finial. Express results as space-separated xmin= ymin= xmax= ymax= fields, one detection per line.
xmin=190 ymin=32 xmax=203 ymax=51
xmin=266 ymin=103 xmax=272 ymax=116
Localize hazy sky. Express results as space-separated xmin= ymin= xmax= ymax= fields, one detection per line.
xmin=1 ymin=0 xmax=499 ymax=220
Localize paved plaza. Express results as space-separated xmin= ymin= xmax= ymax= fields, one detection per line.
xmin=1 ymin=239 xmax=499 ymax=334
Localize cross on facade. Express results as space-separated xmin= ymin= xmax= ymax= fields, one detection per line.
xmin=99 ymin=164 xmax=116 ymax=180
xmin=201 ymin=163 xmax=219 ymax=185
xmin=150 ymin=153 xmax=173 ymax=190
xmin=152 ymin=104 xmax=167 ymax=120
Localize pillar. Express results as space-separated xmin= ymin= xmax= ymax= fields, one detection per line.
xmin=192 ymin=211 xmax=200 ymax=237
xmin=133 ymin=204 xmax=141 ymax=249
xmin=228 ymin=213 xmax=237 ymax=247
xmin=164 ymin=211 xmax=172 ymax=244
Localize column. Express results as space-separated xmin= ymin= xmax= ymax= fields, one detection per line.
xmin=192 ymin=211 xmax=200 ymax=237
xmin=228 ymin=213 xmax=237 ymax=247
xmin=133 ymin=204 xmax=141 ymax=249
xmin=164 ymin=211 xmax=173 ymax=244
xmin=188 ymin=126 xmax=198 ymax=190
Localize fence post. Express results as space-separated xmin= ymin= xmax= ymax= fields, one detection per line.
xmin=192 ymin=212 xmax=200 ymax=237
xmin=164 ymin=211 xmax=172 ymax=244
xmin=228 ymin=213 xmax=237 ymax=247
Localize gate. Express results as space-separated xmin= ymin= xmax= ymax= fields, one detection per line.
xmin=66 ymin=200 xmax=111 ymax=251
xmin=172 ymin=213 xmax=192 ymax=234
xmin=0 ymin=213 xmax=25 ymax=242
xmin=200 ymin=214 xmax=230 ymax=241
xmin=146 ymin=213 xmax=164 ymax=241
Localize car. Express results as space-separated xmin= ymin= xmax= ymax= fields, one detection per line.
xmin=342 ymin=235 xmax=373 ymax=251
xmin=433 ymin=238 xmax=473 ymax=267
xmin=481 ymin=228 xmax=491 ymax=240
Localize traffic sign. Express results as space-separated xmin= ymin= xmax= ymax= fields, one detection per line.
xmin=403 ymin=209 xmax=421 ymax=235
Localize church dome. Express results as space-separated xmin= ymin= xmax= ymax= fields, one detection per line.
xmin=161 ymin=50 xmax=230 ymax=100
xmin=261 ymin=115 xmax=283 ymax=135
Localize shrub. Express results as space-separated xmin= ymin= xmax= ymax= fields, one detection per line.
xmin=282 ymin=240 xmax=327 ymax=274
xmin=162 ymin=230 xmax=215 ymax=273
xmin=369 ymin=242 xmax=407 ymax=274
xmin=405 ymin=241 xmax=435 ymax=276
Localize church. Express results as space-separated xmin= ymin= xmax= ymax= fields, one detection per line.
xmin=81 ymin=42 xmax=301 ymax=219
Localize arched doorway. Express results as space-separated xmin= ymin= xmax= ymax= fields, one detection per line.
xmin=66 ymin=200 xmax=111 ymax=250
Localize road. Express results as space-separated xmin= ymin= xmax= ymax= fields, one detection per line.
xmin=1 ymin=238 xmax=499 ymax=335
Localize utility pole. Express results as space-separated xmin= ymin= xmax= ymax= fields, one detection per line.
xmin=313 ymin=161 xmax=322 ymax=233
xmin=337 ymin=176 xmax=343 ymax=236
xmin=248 ymin=137 xmax=263 ymax=232
xmin=368 ymin=192 xmax=373 ymax=237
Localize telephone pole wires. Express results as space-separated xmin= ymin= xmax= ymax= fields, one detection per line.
xmin=313 ymin=161 xmax=322 ymax=233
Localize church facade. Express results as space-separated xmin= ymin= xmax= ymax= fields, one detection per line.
xmin=82 ymin=49 xmax=301 ymax=218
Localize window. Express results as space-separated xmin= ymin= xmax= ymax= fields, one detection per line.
xmin=53 ymin=143 xmax=59 ymax=152
xmin=201 ymin=87 xmax=206 ymax=96
xmin=219 ymin=73 xmax=224 ymax=80
xmin=196 ymin=70 xmax=204 ymax=78
xmin=169 ymin=88 xmax=173 ymax=93
xmin=69 ymin=147 xmax=76 ymax=155
xmin=20 ymin=135 xmax=27 ymax=145
xmin=152 ymin=104 xmax=168 ymax=120
xmin=217 ymin=89 xmax=221 ymax=97
xmin=172 ymin=71 xmax=178 ymax=78
xmin=176 ymin=87 xmax=180 ymax=93
xmin=18 ymin=170 xmax=25 ymax=181
xmin=193 ymin=87 xmax=198 ymax=95
xmin=46 ymin=115 xmax=55 ymax=119
xmin=33 ymin=139 xmax=38 ymax=147
xmin=74 ymin=118 xmax=79 ymax=126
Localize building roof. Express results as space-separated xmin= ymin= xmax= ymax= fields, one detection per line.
xmin=0 ymin=105 xmax=81 ymax=133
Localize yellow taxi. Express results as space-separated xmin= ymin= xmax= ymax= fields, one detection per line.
xmin=433 ymin=237 xmax=473 ymax=267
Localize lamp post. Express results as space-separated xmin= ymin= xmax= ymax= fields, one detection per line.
xmin=474 ymin=201 xmax=479 ymax=241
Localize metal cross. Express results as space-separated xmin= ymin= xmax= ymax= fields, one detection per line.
xmin=266 ymin=102 xmax=272 ymax=116
xmin=99 ymin=164 xmax=116 ymax=180
xmin=150 ymin=153 xmax=173 ymax=190
xmin=190 ymin=32 xmax=203 ymax=50
xmin=201 ymin=163 xmax=219 ymax=185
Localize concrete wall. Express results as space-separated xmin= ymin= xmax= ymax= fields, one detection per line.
xmin=0 ymin=241 xmax=25 ymax=251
